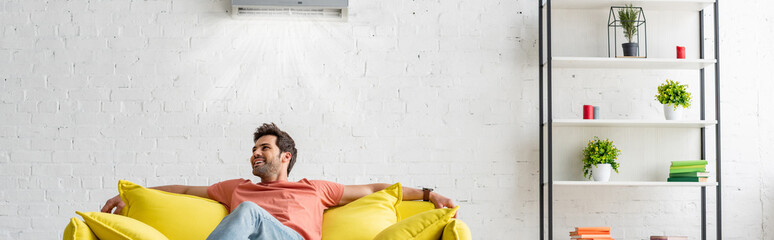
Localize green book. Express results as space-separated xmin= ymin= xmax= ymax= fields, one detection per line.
xmin=669 ymin=165 xmax=707 ymax=169
xmin=669 ymin=167 xmax=706 ymax=173
xmin=669 ymin=172 xmax=710 ymax=177
xmin=671 ymin=160 xmax=708 ymax=166
xmin=668 ymin=177 xmax=708 ymax=182
xmin=669 ymin=164 xmax=706 ymax=170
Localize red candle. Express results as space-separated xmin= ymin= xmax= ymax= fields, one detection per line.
xmin=583 ymin=105 xmax=594 ymax=119
xmin=676 ymin=46 xmax=686 ymax=59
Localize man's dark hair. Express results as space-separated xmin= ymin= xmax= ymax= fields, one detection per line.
xmin=253 ymin=123 xmax=298 ymax=175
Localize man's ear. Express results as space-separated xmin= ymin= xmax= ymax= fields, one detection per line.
xmin=281 ymin=152 xmax=292 ymax=163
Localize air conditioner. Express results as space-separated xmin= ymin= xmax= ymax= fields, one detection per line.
xmin=232 ymin=0 xmax=348 ymax=21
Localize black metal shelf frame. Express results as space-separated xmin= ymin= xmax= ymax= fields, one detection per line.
xmin=537 ymin=1 xmax=721 ymax=240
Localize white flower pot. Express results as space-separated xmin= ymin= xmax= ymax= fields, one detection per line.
xmin=591 ymin=164 xmax=612 ymax=182
xmin=663 ymin=104 xmax=683 ymax=120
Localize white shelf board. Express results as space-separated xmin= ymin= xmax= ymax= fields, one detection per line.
xmin=548 ymin=0 xmax=715 ymax=11
xmin=550 ymin=57 xmax=716 ymax=69
xmin=548 ymin=181 xmax=718 ymax=187
xmin=546 ymin=119 xmax=717 ymax=128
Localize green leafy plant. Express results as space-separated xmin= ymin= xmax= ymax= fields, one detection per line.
xmin=618 ymin=4 xmax=640 ymax=43
xmin=582 ymin=136 xmax=621 ymax=179
xmin=655 ymin=79 xmax=692 ymax=108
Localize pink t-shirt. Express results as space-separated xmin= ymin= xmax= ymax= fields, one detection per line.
xmin=207 ymin=178 xmax=344 ymax=240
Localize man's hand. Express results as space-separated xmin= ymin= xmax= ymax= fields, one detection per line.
xmin=429 ymin=192 xmax=458 ymax=218
xmin=101 ymin=195 xmax=125 ymax=214
xmin=429 ymin=192 xmax=455 ymax=209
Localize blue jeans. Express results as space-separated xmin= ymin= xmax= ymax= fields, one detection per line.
xmin=207 ymin=201 xmax=304 ymax=240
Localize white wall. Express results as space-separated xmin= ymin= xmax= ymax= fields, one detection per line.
xmin=721 ymin=1 xmax=774 ymax=239
xmin=0 ymin=0 xmax=770 ymax=239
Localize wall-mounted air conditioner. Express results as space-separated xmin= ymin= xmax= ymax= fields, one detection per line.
xmin=232 ymin=0 xmax=348 ymax=21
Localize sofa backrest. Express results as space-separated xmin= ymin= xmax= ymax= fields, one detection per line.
xmin=322 ymin=200 xmax=436 ymax=220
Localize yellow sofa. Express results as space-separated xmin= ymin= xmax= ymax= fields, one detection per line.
xmin=63 ymin=181 xmax=471 ymax=240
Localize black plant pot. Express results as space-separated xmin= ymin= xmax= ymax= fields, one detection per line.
xmin=622 ymin=42 xmax=639 ymax=56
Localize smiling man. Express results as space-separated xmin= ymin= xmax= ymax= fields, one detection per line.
xmin=101 ymin=123 xmax=455 ymax=240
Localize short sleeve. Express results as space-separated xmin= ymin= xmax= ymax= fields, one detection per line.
xmin=207 ymin=178 xmax=247 ymax=211
xmin=309 ymin=180 xmax=344 ymax=207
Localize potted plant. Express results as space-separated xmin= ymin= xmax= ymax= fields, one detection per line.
xmin=655 ymin=79 xmax=692 ymax=120
xmin=618 ymin=4 xmax=640 ymax=56
xmin=582 ymin=136 xmax=621 ymax=181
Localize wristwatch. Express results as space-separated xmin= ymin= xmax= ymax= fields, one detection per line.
xmin=422 ymin=188 xmax=434 ymax=201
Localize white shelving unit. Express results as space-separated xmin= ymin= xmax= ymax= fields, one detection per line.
xmin=548 ymin=119 xmax=717 ymax=128
xmin=550 ymin=0 xmax=714 ymax=11
xmin=539 ymin=0 xmax=721 ymax=239
xmin=551 ymin=181 xmax=718 ymax=187
xmin=551 ymin=56 xmax=716 ymax=69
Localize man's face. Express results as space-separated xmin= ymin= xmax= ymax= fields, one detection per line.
xmin=251 ymin=135 xmax=285 ymax=178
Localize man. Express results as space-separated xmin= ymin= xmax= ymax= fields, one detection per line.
xmin=101 ymin=123 xmax=455 ymax=240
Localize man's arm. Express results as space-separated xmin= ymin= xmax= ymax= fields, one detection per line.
xmin=100 ymin=185 xmax=209 ymax=214
xmin=339 ymin=184 xmax=456 ymax=209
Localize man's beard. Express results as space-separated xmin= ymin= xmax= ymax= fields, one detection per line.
xmin=253 ymin=155 xmax=281 ymax=179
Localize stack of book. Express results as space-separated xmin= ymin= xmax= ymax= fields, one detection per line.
xmin=650 ymin=236 xmax=688 ymax=240
xmin=668 ymin=160 xmax=709 ymax=182
xmin=569 ymin=227 xmax=613 ymax=240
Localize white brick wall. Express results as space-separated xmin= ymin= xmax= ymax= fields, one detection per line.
xmin=0 ymin=0 xmax=770 ymax=239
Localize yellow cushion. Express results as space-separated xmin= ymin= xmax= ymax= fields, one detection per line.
xmin=442 ymin=219 xmax=472 ymax=240
xmin=63 ymin=217 xmax=98 ymax=240
xmin=396 ymin=201 xmax=436 ymax=221
xmin=76 ymin=211 xmax=168 ymax=240
xmin=321 ymin=182 xmax=403 ymax=240
xmin=118 ymin=180 xmax=228 ymax=240
xmin=373 ymin=206 xmax=459 ymax=240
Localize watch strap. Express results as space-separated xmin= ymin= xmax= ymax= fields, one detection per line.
xmin=422 ymin=188 xmax=433 ymax=201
